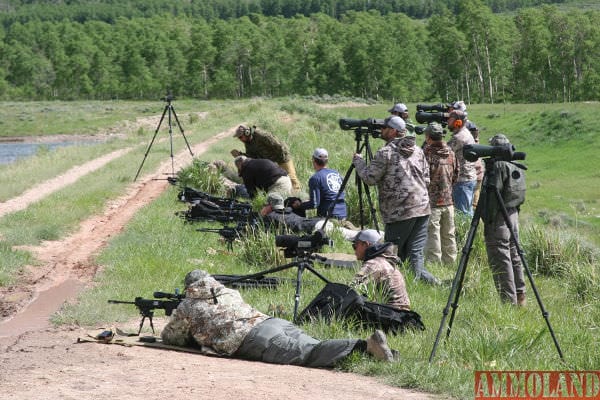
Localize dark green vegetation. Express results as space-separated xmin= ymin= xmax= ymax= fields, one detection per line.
xmin=1 ymin=99 xmax=596 ymax=398
xmin=1 ymin=0 xmax=599 ymax=102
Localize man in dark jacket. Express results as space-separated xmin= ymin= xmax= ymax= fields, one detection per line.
xmin=234 ymin=156 xmax=292 ymax=198
xmin=231 ymin=125 xmax=301 ymax=191
xmin=480 ymin=134 xmax=527 ymax=306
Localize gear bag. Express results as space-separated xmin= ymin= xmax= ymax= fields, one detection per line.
xmin=297 ymin=282 xmax=425 ymax=334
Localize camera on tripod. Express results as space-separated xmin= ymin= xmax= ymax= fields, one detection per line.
xmin=463 ymin=143 xmax=526 ymax=162
xmin=415 ymin=103 xmax=451 ymax=126
xmin=275 ymin=230 xmax=332 ymax=258
xmin=339 ymin=118 xmax=385 ymax=138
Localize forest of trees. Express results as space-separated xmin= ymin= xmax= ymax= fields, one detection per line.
xmin=0 ymin=0 xmax=598 ymax=103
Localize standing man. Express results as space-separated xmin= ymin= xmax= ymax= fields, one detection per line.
xmin=481 ymin=134 xmax=527 ymax=306
xmin=231 ymin=125 xmax=301 ymax=191
xmin=467 ymin=122 xmax=484 ymax=210
xmin=447 ymin=110 xmax=477 ymax=216
xmin=290 ymin=148 xmax=347 ymax=219
xmin=352 ymin=115 xmax=440 ymax=285
xmin=423 ymin=122 xmax=459 ymax=265
xmin=234 ymin=156 xmax=292 ymax=199
xmin=351 ymin=229 xmax=411 ymax=311
xmin=388 ymin=103 xmax=416 ymax=137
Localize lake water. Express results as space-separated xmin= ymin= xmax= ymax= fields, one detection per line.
xmin=0 ymin=141 xmax=93 ymax=165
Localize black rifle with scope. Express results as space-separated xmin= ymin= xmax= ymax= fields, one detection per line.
xmin=108 ymin=294 xmax=182 ymax=335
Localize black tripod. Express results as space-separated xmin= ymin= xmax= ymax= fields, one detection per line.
xmin=226 ymin=251 xmax=331 ymax=322
xmin=322 ymin=124 xmax=380 ymax=232
xmin=134 ymin=94 xmax=194 ymax=181
xmin=429 ymin=157 xmax=564 ymax=362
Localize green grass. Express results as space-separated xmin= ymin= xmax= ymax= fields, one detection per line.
xmin=2 ymin=98 xmax=599 ymax=399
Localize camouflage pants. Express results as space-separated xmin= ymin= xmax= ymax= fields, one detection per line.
xmin=267 ymin=176 xmax=293 ymax=197
xmin=484 ymin=208 xmax=526 ymax=304
xmin=234 ymin=318 xmax=361 ymax=368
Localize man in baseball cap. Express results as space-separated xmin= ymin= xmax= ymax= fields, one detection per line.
xmin=351 ymin=229 xmax=411 ymax=311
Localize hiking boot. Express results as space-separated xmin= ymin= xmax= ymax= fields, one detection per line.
xmin=517 ymin=293 xmax=527 ymax=307
xmin=366 ymin=330 xmax=394 ymax=362
xmin=414 ymin=268 xmax=442 ymax=285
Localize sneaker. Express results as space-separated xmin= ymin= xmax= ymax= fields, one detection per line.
xmin=366 ymin=330 xmax=394 ymax=362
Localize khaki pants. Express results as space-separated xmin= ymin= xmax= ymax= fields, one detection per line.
xmin=278 ymin=159 xmax=301 ymax=192
xmin=425 ymin=205 xmax=457 ymax=265
xmin=268 ymin=176 xmax=293 ymax=197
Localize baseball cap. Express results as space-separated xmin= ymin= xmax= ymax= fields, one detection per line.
xmin=450 ymin=101 xmax=467 ymax=112
xmin=312 ymin=148 xmax=328 ymax=161
xmin=489 ymin=134 xmax=510 ymax=146
xmin=424 ymin=122 xmax=444 ymax=140
xmin=352 ymin=229 xmax=383 ymax=244
xmin=267 ymin=192 xmax=285 ymax=210
xmin=384 ymin=115 xmax=406 ymax=132
xmin=388 ymin=103 xmax=408 ymax=113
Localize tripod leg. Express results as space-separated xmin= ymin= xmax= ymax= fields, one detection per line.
xmin=494 ymin=188 xmax=564 ymax=360
xmin=133 ymin=105 xmax=168 ymax=181
xmin=170 ymin=106 xmax=194 ymax=157
xmin=429 ymin=201 xmax=482 ymax=363
xmin=292 ymin=263 xmax=305 ymax=323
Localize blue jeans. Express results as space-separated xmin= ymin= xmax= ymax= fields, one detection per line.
xmin=453 ymin=180 xmax=477 ymax=216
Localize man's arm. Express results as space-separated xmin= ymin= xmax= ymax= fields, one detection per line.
xmin=353 ymin=150 xmax=388 ymax=186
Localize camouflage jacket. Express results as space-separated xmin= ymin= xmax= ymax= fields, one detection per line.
xmin=351 ymin=243 xmax=410 ymax=311
xmin=161 ymin=270 xmax=270 ymax=355
xmin=243 ymin=128 xmax=290 ymax=164
xmin=353 ymin=136 xmax=430 ymax=223
xmin=424 ymin=141 xmax=458 ymax=207
xmin=447 ymin=127 xmax=478 ymax=182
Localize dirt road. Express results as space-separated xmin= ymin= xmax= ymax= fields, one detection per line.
xmin=0 ymin=122 xmax=441 ymax=400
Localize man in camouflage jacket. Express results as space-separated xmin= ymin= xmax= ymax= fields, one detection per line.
xmin=351 ymin=229 xmax=411 ymax=311
xmin=162 ymin=269 xmax=395 ymax=365
xmin=352 ymin=116 xmax=440 ymax=285
xmin=423 ymin=122 xmax=459 ymax=265
xmin=231 ymin=125 xmax=301 ymax=191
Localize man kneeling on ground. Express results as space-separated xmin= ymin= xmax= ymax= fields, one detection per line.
xmin=351 ymin=229 xmax=411 ymax=311
xmin=162 ymin=269 xmax=395 ymax=366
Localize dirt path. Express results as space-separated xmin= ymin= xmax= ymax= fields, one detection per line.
xmin=0 ymin=121 xmax=441 ymax=400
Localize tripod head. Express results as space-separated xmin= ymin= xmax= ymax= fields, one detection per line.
xmin=162 ymin=93 xmax=175 ymax=103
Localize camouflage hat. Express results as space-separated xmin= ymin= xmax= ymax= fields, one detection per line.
xmin=489 ymin=134 xmax=510 ymax=146
xmin=184 ymin=269 xmax=210 ymax=287
xmin=267 ymin=192 xmax=285 ymax=210
xmin=425 ymin=122 xmax=444 ymax=140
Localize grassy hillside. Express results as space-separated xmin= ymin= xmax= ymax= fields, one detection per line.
xmin=1 ymin=98 xmax=598 ymax=398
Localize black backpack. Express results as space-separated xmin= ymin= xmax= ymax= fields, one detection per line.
xmin=297 ymin=282 xmax=425 ymax=334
